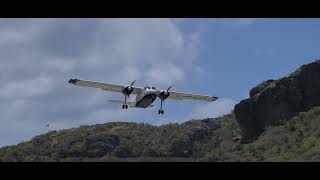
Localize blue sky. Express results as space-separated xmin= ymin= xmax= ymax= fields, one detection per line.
xmin=182 ymin=18 xmax=320 ymax=100
xmin=159 ymin=18 xmax=320 ymax=122
xmin=0 ymin=18 xmax=319 ymax=147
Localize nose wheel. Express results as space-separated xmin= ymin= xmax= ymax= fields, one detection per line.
xmin=122 ymin=104 xmax=128 ymax=109
xmin=158 ymin=110 xmax=164 ymax=114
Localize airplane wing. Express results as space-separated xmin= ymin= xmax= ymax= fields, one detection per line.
xmin=68 ymin=79 xmax=143 ymax=94
xmin=167 ymin=91 xmax=218 ymax=102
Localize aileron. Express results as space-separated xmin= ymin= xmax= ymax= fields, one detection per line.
xmin=168 ymin=91 xmax=218 ymax=102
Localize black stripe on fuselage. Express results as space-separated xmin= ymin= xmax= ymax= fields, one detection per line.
xmin=135 ymin=94 xmax=157 ymax=108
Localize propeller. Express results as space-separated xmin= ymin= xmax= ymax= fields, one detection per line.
xmin=159 ymin=85 xmax=173 ymax=99
xmin=122 ymin=80 xmax=136 ymax=109
xmin=130 ymin=80 xmax=136 ymax=87
xmin=158 ymin=85 xmax=173 ymax=115
xmin=128 ymin=80 xmax=136 ymax=97
xmin=122 ymin=80 xmax=136 ymax=97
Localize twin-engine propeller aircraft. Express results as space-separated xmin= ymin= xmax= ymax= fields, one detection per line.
xmin=68 ymin=79 xmax=218 ymax=115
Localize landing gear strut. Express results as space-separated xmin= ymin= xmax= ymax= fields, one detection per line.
xmin=158 ymin=99 xmax=164 ymax=115
xmin=122 ymin=94 xmax=128 ymax=109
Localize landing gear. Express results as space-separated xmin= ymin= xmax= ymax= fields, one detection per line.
xmin=159 ymin=99 xmax=164 ymax=115
xmin=122 ymin=94 xmax=128 ymax=109
xmin=158 ymin=86 xmax=172 ymax=115
xmin=121 ymin=80 xmax=135 ymax=110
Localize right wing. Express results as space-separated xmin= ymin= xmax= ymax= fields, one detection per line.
xmin=68 ymin=79 xmax=143 ymax=94
xmin=167 ymin=91 xmax=218 ymax=102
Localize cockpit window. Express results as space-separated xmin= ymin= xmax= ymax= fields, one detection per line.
xmin=144 ymin=86 xmax=155 ymax=90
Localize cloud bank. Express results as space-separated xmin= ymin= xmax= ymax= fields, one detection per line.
xmin=0 ymin=18 xmax=236 ymax=147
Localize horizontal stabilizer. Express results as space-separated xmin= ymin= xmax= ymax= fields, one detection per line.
xmin=109 ymin=100 xmax=135 ymax=107
xmin=109 ymin=100 xmax=154 ymax=108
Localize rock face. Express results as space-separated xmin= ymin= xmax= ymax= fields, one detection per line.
xmin=235 ymin=60 xmax=320 ymax=143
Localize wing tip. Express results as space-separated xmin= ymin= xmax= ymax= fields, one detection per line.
xmin=211 ymin=96 xmax=218 ymax=101
xmin=68 ymin=79 xmax=78 ymax=84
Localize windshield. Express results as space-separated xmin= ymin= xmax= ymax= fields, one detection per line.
xmin=144 ymin=86 xmax=156 ymax=90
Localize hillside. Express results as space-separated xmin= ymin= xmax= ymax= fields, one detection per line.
xmin=0 ymin=114 xmax=239 ymax=162
xmin=1 ymin=59 xmax=320 ymax=162
xmin=201 ymin=106 xmax=320 ymax=161
xmin=1 ymin=106 xmax=320 ymax=162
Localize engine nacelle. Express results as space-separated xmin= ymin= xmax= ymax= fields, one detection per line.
xmin=122 ymin=85 xmax=134 ymax=96
xmin=158 ymin=90 xmax=170 ymax=100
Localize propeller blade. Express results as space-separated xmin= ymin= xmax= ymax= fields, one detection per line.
xmin=130 ymin=80 xmax=136 ymax=87
xmin=167 ymin=85 xmax=173 ymax=92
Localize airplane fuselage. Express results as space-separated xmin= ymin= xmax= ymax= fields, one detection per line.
xmin=135 ymin=89 xmax=158 ymax=108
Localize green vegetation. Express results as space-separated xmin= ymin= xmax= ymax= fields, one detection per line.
xmin=289 ymin=59 xmax=320 ymax=77
xmin=199 ymin=106 xmax=320 ymax=162
xmin=1 ymin=106 xmax=320 ymax=162
xmin=249 ymin=79 xmax=275 ymax=97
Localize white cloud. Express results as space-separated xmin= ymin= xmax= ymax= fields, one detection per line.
xmin=0 ymin=18 xmax=204 ymax=147
xmin=0 ymin=77 xmax=53 ymax=99
xmin=146 ymin=62 xmax=185 ymax=86
xmin=189 ymin=98 xmax=237 ymax=120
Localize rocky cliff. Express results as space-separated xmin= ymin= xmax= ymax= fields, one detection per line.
xmin=235 ymin=59 xmax=320 ymax=142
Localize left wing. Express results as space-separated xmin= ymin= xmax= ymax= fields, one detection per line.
xmin=68 ymin=79 xmax=143 ymax=94
xmin=167 ymin=91 xmax=218 ymax=102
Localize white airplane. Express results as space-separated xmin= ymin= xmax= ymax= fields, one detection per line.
xmin=68 ymin=79 xmax=218 ymax=115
